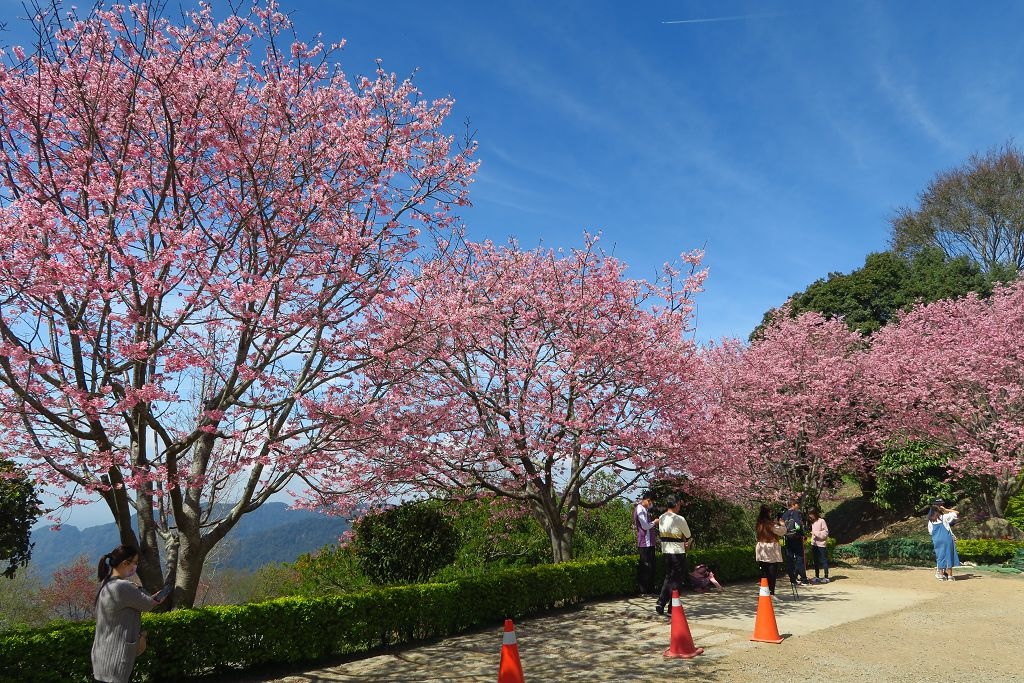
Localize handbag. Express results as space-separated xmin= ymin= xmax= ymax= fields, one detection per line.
xmin=136 ymin=630 xmax=148 ymax=656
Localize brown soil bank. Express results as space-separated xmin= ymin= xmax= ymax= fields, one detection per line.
xmin=239 ymin=565 xmax=1023 ymax=683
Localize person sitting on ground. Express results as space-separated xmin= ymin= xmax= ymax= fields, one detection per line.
xmin=690 ymin=563 xmax=724 ymax=592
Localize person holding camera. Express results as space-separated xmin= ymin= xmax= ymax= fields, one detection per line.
xmin=781 ymin=495 xmax=810 ymax=587
xmin=755 ymin=504 xmax=787 ymax=596
xmin=92 ymin=545 xmax=167 ymax=683
xmin=634 ymin=490 xmax=659 ymax=594
xmin=928 ymin=499 xmax=961 ymax=581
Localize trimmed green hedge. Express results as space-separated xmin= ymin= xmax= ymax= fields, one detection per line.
xmin=0 ymin=547 xmax=759 ymax=682
xmin=835 ymin=538 xmax=1024 ymax=566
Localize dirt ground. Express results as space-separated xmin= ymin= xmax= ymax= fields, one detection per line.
xmin=238 ymin=565 xmax=1024 ymax=683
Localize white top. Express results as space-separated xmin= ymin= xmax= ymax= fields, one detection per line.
xmin=927 ymin=511 xmax=957 ymax=534
xmin=658 ymin=510 xmax=692 ymax=554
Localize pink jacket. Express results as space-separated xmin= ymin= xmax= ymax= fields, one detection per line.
xmin=811 ymin=518 xmax=829 ymax=547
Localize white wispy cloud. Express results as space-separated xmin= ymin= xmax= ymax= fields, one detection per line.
xmin=662 ymin=14 xmax=781 ymax=25
xmin=875 ymin=65 xmax=960 ymax=154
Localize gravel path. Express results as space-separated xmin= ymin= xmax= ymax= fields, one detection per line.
xmin=238 ymin=565 xmax=1024 ymax=683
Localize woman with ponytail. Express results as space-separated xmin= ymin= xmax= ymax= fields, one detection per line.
xmin=91 ymin=545 xmax=166 ymax=682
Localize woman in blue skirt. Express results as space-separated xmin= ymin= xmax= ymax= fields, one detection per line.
xmin=927 ymin=501 xmax=960 ymax=581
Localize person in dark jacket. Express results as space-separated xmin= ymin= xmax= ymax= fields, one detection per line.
xmin=781 ymin=496 xmax=810 ymax=587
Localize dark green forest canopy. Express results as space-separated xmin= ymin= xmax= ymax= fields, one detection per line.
xmin=753 ymin=247 xmax=1016 ymax=339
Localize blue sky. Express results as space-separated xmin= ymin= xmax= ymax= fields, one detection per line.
xmin=9 ymin=0 xmax=1024 ymax=527
xmin=5 ymin=0 xmax=1019 ymax=340
xmin=271 ymin=0 xmax=1024 ymax=343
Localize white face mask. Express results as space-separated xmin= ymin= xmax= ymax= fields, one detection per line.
xmin=123 ymin=566 xmax=137 ymax=578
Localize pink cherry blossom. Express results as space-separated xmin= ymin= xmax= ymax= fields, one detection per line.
xmin=0 ymin=2 xmax=475 ymax=606
xmin=867 ymin=282 xmax=1024 ymax=516
xmin=336 ymin=238 xmax=708 ymax=562
xmin=699 ymin=311 xmax=877 ymax=503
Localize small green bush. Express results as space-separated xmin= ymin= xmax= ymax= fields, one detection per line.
xmin=437 ymin=497 xmax=551 ymax=572
xmin=1012 ymin=548 xmax=1024 ymax=571
xmin=573 ymin=498 xmax=636 ymax=560
xmin=292 ymin=545 xmax=371 ymax=596
xmin=0 ymin=547 xmax=760 ymax=682
xmin=352 ymin=501 xmax=459 ymax=585
xmin=955 ymin=539 xmax=1023 ymax=564
xmin=871 ymin=441 xmax=960 ymax=513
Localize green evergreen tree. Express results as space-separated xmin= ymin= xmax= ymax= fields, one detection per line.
xmin=753 ymin=247 xmax=1011 ymax=339
xmin=0 ymin=460 xmax=41 ymax=579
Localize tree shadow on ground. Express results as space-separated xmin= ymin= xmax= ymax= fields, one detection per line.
xmin=213 ymin=603 xmax=738 ymax=682
xmin=590 ymin=580 xmax=856 ymax=640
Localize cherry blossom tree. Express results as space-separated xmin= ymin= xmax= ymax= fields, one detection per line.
xmin=868 ymin=283 xmax=1024 ymax=517
xmin=348 ymin=239 xmax=708 ymax=562
xmin=702 ymin=311 xmax=876 ymax=504
xmin=0 ymin=2 xmax=475 ymax=606
xmin=38 ymin=555 xmax=95 ymax=621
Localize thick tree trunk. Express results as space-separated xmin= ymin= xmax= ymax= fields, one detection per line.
xmin=546 ymin=524 xmax=575 ymax=564
xmin=100 ymin=467 xmax=163 ymax=592
xmin=984 ymin=473 xmax=1024 ymax=518
xmin=134 ymin=487 xmax=164 ymax=594
xmin=531 ymin=491 xmax=578 ymax=564
xmin=173 ymin=530 xmax=206 ymax=608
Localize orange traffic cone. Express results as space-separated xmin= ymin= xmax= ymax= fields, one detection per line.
xmin=750 ymin=578 xmax=784 ymax=644
xmin=663 ymin=590 xmax=704 ymax=658
xmin=498 ymin=618 xmax=525 ymax=683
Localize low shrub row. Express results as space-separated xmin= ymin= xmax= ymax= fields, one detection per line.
xmin=0 ymin=546 xmax=760 ymax=682
xmin=834 ymin=537 xmax=1024 ymax=566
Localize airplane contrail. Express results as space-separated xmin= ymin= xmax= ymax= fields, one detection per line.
xmin=662 ymin=13 xmax=779 ymax=25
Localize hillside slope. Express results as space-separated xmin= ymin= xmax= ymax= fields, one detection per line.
xmin=822 ymin=481 xmax=1024 ymax=543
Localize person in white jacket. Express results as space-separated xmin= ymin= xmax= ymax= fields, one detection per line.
xmin=655 ymin=495 xmax=692 ymax=616
xmin=928 ymin=499 xmax=961 ymax=581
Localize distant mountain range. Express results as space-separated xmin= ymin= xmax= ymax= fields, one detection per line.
xmin=28 ymin=502 xmax=351 ymax=577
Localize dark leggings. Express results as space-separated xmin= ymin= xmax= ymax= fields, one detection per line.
xmin=658 ymin=552 xmax=690 ymax=607
xmin=812 ymin=545 xmax=829 ymax=578
xmin=637 ymin=546 xmax=656 ymax=593
xmin=758 ymin=561 xmax=779 ymax=595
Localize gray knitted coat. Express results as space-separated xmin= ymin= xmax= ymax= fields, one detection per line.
xmin=91 ymin=578 xmax=157 ymax=683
